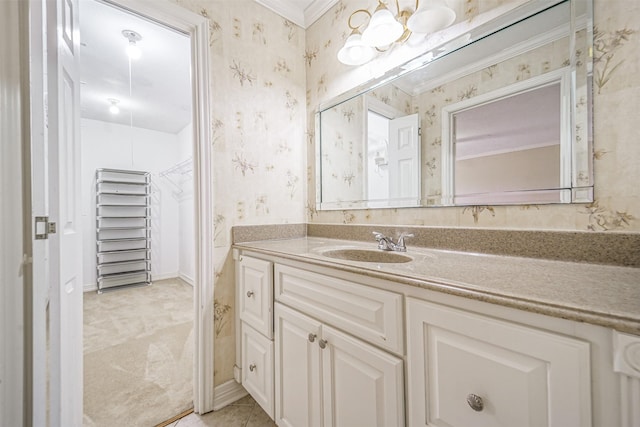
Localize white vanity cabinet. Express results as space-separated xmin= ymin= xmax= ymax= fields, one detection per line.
xmin=237 ymin=254 xmax=274 ymax=418
xmin=273 ymin=263 xmax=406 ymax=427
xmin=234 ymin=246 xmax=636 ymax=427
xmin=406 ymin=297 xmax=592 ymax=427
xmin=275 ymin=302 xmax=405 ymax=427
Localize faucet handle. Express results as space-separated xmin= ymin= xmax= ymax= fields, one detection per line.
xmin=372 ymin=231 xmax=385 ymax=241
xmin=396 ymin=233 xmax=414 ymax=250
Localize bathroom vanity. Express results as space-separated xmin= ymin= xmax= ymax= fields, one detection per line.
xmin=234 ymin=236 xmax=640 ymax=427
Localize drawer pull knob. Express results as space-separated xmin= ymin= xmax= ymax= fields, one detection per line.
xmin=466 ymin=394 xmax=484 ymax=412
xmin=318 ymin=339 xmax=328 ymax=349
xmin=246 ymin=290 xmax=254 ymax=297
xmin=308 ymin=333 xmax=317 ymax=343
xmin=249 ymin=363 xmax=256 ymax=372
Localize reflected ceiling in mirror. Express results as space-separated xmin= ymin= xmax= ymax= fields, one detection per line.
xmin=316 ymin=0 xmax=593 ymax=211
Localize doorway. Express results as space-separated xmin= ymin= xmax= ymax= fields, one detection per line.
xmin=79 ymin=0 xmax=193 ymax=423
xmin=77 ymin=0 xmax=210 ymax=424
xmin=26 ymin=0 xmax=213 ymax=424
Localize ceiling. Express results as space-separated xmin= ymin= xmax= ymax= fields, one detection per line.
xmin=79 ymin=0 xmax=192 ymax=134
xmin=79 ymin=0 xmax=336 ymax=135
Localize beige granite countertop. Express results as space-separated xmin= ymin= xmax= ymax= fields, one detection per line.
xmin=234 ymin=237 xmax=640 ymax=335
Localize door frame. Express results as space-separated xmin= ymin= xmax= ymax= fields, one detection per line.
xmin=23 ymin=0 xmax=214 ymax=417
xmin=100 ymin=0 xmax=215 ymax=413
xmin=1 ymin=1 xmax=28 ymax=425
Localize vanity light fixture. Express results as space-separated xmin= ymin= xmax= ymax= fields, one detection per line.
xmin=338 ymin=0 xmax=457 ymax=65
xmin=122 ymin=29 xmax=142 ymax=60
xmin=108 ymin=98 xmax=120 ymax=115
xmin=337 ymin=10 xmax=376 ymax=66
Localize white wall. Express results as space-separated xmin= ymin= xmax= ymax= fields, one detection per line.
xmin=81 ymin=118 xmax=194 ymax=290
xmin=176 ymin=123 xmax=195 ymax=285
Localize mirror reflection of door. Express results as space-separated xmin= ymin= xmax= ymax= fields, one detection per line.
xmin=366 ymin=108 xmax=420 ymax=206
xmin=389 ymin=113 xmax=420 ymax=201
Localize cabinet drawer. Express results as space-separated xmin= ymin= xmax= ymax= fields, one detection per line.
xmin=406 ymin=297 xmax=591 ymax=427
xmin=275 ymin=264 xmax=403 ymax=355
xmin=238 ymin=255 xmax=273 ymax=339
xmin=242 ymin=323 xmax=274 ymax=419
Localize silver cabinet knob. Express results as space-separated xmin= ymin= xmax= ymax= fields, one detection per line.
xmin=466 ymin=394 xmax=484 ymax=412
xmin=318 ymin=339 xmax=328 ymax=349
xmin=249 ymin=363 xmax=256 ymax=372
xmin=308 ymin=333 xmax=317 ymax=343
xmin=246 ymin=290 xmax=254 ymax=297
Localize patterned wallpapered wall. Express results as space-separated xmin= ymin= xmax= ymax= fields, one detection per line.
xmin=171 ymin=0 xmax=306 ymax=386
xmin=306 ymin=0 xmax=639 ymax=231
xmin=169 ymin=0 xmax=638 ymax=389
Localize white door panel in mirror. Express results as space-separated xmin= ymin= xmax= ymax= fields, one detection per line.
xmin=316 ymin=0 xmax=593 ymax=210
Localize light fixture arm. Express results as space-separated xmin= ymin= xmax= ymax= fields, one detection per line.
xmin=347 ymin=9 xmax=371 ymax=31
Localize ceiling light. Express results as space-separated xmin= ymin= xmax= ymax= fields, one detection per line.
xmin=407 ymin=0 xmax=456 ymax=34
xmin=338 ymin=0 xmax=457 ymax=66
xmin=108 ymin=98 xmax=120 ymax=115
xmin=122 ymin=30 xmax=142 ymax=60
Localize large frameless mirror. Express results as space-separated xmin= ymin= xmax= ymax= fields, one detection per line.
xmin=316 ymin=0 xmax=593 ymax=210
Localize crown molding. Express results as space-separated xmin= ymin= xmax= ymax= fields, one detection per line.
xmin=304 ymin=0 xmax=338 ymax=28
xmin=254 ymin=0 xmax=338 ymax=29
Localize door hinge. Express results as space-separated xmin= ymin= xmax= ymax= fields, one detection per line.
xmin=35 ymin=216 xmax=57 ymax=240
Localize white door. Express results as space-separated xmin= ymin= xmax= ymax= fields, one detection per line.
xmin=27 ymin=1 xmax=50 ymax=425
xmin=388 ymin=113 xmax=420 ymax=202
xmin=45 ymin=0 xmax=83 ymax=425
xmin=321 ymin=325 xmax=405 ymax=427
xmin=275 ymin=303 xmax=323 ymax=427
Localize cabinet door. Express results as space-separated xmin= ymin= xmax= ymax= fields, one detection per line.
xmin=406 ymin=297 xmax=591 ymax=427
xmin=275 ymin=303 xmax=323 ymax=427
xmin=242 ymin=323 xmax=274 ymax=418
xmin=238 ymin=255 xmax=273 ymax=338
xmin=322 ymin=325 xmax=405 ymax=427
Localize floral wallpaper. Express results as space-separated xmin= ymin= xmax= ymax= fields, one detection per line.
xmin=163 ymin=0 xmax=640 ymax=392
xmin=306 ymin=0 xmax=640 ymax=231
xmin=171 ymin=0 xmax=306 ymax=386
xmin=320 ymin=95 xmax=366 ymax=205
xmin=319 ymin=84 xmax=414 ymax=208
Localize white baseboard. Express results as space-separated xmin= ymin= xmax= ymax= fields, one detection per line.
xmin=83 ymin=283 xmax=97 ymax=293
xmin=153 ymin=272 xmax=179 ymax=281
xmin=179 ymin=272 xmax=194 ymax=286
xmin=212 ymin=379 xmax=247 ymax=411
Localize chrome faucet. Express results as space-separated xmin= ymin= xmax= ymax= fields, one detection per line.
xmin=373 ymin=231 xmax=414 ymax=252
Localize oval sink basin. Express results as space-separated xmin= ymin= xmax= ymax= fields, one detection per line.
xmin=320 ymin=249 xmax=412 ymax=263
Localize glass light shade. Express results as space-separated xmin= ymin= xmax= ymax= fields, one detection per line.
xmin=109 ymin=104 xmax=120 ymax=114
xmin=338 ymin=32 xmax=376 ymax=65
xmin=361 ymin=7 xmax=404 ymax=47
xmin=406 ymin=0 xmax=456 ymax=34
xmin=126 ymin=41 xmax=141 ymax=60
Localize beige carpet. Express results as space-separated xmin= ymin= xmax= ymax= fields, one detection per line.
xmin=83 ymin=279 xmax=194 ymax=426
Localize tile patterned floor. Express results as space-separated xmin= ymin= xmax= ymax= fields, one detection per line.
xmin=166 ymin=395 xmax=276 ymax=427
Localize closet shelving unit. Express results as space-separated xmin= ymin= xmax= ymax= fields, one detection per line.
xmin=95 ymin=168 xmax=151 ymax=293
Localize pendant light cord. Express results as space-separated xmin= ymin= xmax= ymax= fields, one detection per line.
xmin=128 ymin=56 xmax=134 ymax=167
